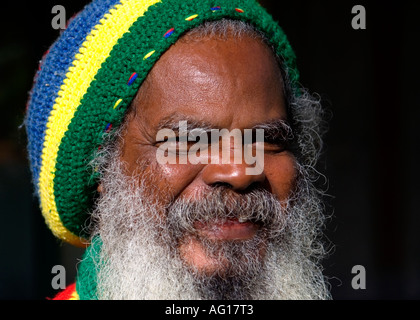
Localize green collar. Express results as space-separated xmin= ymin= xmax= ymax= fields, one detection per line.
xmin=76 ymin=237 xmax=102 ymax=300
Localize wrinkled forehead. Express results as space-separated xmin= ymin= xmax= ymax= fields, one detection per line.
xmin=130 ymin=32 xmax=287 ymax=131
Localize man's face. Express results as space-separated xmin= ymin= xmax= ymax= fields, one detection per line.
xmin=92 ymin=31 xmax=329 ymax=300
xmin=118 ymin=34 xmax=297 ymax=275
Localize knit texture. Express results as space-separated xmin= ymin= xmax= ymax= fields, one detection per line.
xmin=76 ymin=236 xmax=102 ymax=300
xmin=26 ymin=0 xmax=300 ymax=246
xmin=26 ymin=0 xmax=121 ymax=194
xmin=51 ymin=237 xmax=101 ymax=300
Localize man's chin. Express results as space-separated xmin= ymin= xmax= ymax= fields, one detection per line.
xmin=178 ymin=233 xmax=267 ymax=277
xmin=194 ymin=219 xmax=260 ymax=241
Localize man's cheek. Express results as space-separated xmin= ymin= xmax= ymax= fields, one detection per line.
xmin=264 ymin=154 xmax=297 ymax=201
xmin=150 ymin=162 xmax=206 ymax=200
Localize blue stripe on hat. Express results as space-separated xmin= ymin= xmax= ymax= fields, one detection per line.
xmin=25 ymin=0 xmax=121 ymax=192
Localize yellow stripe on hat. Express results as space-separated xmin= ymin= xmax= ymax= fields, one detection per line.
xmin=39 ymin=0 xmax=161 ymax=247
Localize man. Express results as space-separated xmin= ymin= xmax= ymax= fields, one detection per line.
xmin=26 ymin=0 xmax=330 ymax=300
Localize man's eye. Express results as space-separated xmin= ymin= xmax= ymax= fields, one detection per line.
xmin=262 ymin=142 xmax=287 ymax=153
xmin=246 ymin=139 xmax=288 ymax=153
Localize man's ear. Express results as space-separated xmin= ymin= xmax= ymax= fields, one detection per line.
xmin=97 ymin=183 xmax=103 ymax=193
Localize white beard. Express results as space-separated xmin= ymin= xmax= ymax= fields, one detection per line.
xmin=87 ymin=153 xmax=331 ymax=300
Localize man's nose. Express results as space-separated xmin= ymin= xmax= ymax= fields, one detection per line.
xmin=201 ymin=163 xmax=266 ymax=191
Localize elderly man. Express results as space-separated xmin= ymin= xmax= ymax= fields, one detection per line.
xmin=26 ymin=0 xmax=330 ymax=300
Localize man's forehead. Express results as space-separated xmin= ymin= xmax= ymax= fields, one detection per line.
xmin=131 ymin=34 xmax=287 ymax=129
xmin=148 ymin=34 xmax=283 ymax=87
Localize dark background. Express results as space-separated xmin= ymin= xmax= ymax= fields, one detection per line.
xmin=1 ymin=0 xmax=419 ymax=299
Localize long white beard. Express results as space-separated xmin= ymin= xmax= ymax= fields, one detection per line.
xmin=88 ymin=154 xmax=331 ymax=300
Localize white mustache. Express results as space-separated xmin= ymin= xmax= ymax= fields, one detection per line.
xmin=166 ymin=187 xmax=288 ymax=239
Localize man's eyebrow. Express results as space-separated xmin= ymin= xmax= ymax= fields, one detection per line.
xmin=156 ymin=114 xmax=219 ymax=132
xmin=156 ymin=114 xmax=293 ymax=140
xmin=252 ymin=119 xmax=294 ymax=141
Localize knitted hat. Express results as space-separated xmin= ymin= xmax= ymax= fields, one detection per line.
xmin=26 ymin=0 xmax=299 ymax=247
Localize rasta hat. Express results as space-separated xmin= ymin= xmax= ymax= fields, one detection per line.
xmin=26 ymin=0 xmax=300 ymax=247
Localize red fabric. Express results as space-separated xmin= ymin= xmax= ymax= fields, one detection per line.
xmin=52 ymin=283 xmax=76 ymax=300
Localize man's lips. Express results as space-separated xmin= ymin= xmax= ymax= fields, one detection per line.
xmin=194 ymin=219 xmax=259 ymax=241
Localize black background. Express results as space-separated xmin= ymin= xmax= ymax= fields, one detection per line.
xmin=0 ymin=0 xmax=419 ymax=299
